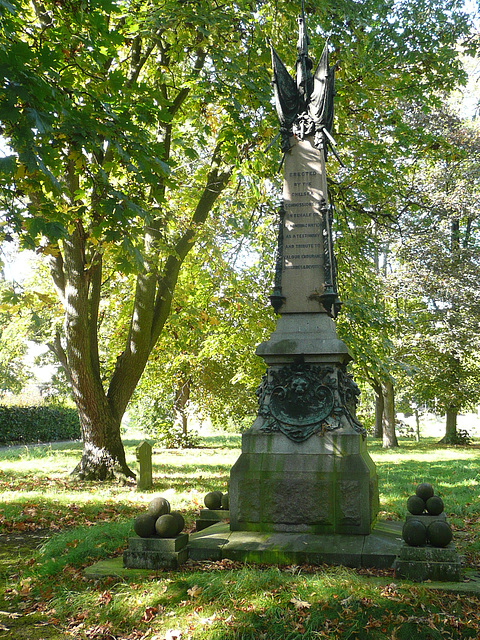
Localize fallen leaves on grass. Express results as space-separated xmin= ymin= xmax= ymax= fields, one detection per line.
xmin=186 ymin=585 xmax=202 ymax=598
xmin=290 ymin=597 xmax=311 ymax=610
xmin=141 ymin=605 xmax=163 ymax=622
xmin=0 ymin=611 xmax=21 ymax=619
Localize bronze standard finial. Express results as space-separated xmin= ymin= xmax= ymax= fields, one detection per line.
xmin=269 ymin=3 xmax=340 ymax=163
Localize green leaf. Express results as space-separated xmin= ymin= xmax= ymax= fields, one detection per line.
xmin=0 ymin=155 xmax=16 ymax=176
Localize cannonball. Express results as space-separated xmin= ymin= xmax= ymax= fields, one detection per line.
xmin=204 ymin=491 xmax=222 ymax=510
xmin=407 ymin=495 xmax=426 ymax=515
xmin=221 ymin=493 xmax=229 ymax=510
xmin=416 ymin=483 xmax=434 ymax=501
xmin=147 ymin=496 xmax=171 ymax=518
xmin=155 ymin=514 xmax=178 ymax=538
xmin=427 ymin=521 xmax=453 ymax=548
xmin=134 ymin=514 xmax=156 ymax=538
xmin=402 ymin=519 xmax=427 ymax=547
xmin=426 ymin=495 xmax=444 ymax=516
xmin=170 ymin=511 xmax=185 ymax=536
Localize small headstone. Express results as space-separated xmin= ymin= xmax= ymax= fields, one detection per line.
xmin=136 ymin=441 xmax=153 ymax=491
xmin=123 ymin=534 xmax=189 ymax=570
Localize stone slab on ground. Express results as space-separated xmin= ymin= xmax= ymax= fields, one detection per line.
xmin=188 ymin=521 xmax=403 ymax=569
xmin=83 ymin=556 xmax=480 ymax=597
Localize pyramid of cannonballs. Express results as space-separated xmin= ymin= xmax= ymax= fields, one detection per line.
xmin=133 ymin=496 xmax=185 ymax=539
xmin=204 ymin=490 xmax=229 ymax=510
xmin=403 ymin=483 xmax=453 ymax=548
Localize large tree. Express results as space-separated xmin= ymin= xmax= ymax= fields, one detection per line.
xmin=0 ymin=0 xmax=274 ymax=479
xmin=394 ymin=110 xmax=480 ymax=443
xmin=0 ymin=0 xmax=475 ymax=477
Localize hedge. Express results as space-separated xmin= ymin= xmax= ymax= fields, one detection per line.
xmin=0 ymin=405 xmax=81 ymax=445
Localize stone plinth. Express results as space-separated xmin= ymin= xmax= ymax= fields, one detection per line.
xmin=229 ymin=432 xmax=378 ymax=535
xmin=255 ymin=313 xmax=350 ymax=366
xmin=123 ymin=534 xmax=189 ymax=570
xmin=188 ymin=521 xmax=401 ymax=568
xmin=405 ymin=513 xmax=447 ymax=525
xmin=196 ymin=509 xmax=230 ymax=532
xmin=394 ymin=543 xmax=462 ymax=582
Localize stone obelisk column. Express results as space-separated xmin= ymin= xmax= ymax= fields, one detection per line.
xmin=229 ymin=8 xmax=378 ymax=536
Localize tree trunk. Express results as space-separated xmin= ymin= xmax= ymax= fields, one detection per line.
xmin=414 ymin=407 xmax=420 ymax=442
xmin=372 ymin=380 xmax=384 ymax=439
xmin=382 ymin=378 xmax=398 ymax=448
xmin=174 ymin=378 xmax=190 ymax=437
xmin=49 ymin=150 xmax=231 ymax=480
xmin=53 ymin=223 xmax=136 ymax=481
xmin=439 ymin=408 xmax=460 ymax=444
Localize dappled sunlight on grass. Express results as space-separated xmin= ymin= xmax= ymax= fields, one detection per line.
xmin=2 ymin=435 xmax=480 ymax=639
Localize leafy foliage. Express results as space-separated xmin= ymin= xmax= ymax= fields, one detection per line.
xmin=391 ymin=110 xmax=480 ymax=439
xmin=0 ymin=0 xmax=477 ymax=469
xmin=0 ymin=404 xmax=80 ymax=444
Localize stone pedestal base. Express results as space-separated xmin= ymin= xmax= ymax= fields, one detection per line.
xmin=196 ymin=509 xmax=230 ymax=531
xmin=229 ymin=432 xmax=378 ymax=535
xmin=123 ymin=534 xmax=189 ymax=570
xmin=394 ymin=543 xmax=462 ymax=582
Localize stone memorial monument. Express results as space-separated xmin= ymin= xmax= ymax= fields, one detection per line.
xmin=229 ymin=3 xmax=379 ymax=536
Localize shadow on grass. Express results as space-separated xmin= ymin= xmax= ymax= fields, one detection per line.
xmin=66 ymin=567 xmax=480 ymax=640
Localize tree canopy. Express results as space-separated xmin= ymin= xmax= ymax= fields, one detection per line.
xmin=0 ymin=0 xmax=477 ymax=471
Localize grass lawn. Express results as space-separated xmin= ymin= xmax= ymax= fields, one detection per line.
xmin=1 ymin=435 xmax=480 ymax=639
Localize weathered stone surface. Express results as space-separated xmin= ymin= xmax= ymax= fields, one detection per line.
xmin=188 ymin=521 xmax=401 ymax=569
xmin=279 ymin=138 xmax=328 ymax=315
xmin=230 ymin=431 xmax=378 ymax=535
xmin=195 ymin=509 xmax=230 ymax=532
xmin=136 ymin=441 xmax=153 ymax=491
xmin=127 ymin=534 xmax=189 ymax=553
xmin=255 ymin=314 xmax=350 ymax=367
xmin=398 ymin=544 xmax=458 ymax=563
xmin=394 ymin=542 xmax=462 ymax=582
xmin=188 ymin=525 xmax=230 ymax=561
xmin=395 ymin=559 xmax=462 ymax=582
xmin=123 ymin=548 xmax=188 ymax=570
xmin=405 ymin=513 xmax=446 ymax=524
xmin=199 ymin=509 xmax=229 ymax=521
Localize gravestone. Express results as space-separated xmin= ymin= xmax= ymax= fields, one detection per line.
xmin=136 ymin=441 xmax=152 ymax=491
xmin=229 ymin=4 xmax=379 ymax=536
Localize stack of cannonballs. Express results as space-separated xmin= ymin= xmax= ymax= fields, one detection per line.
xmin=403 ymin=483 xmax=453 ymax=548
xmin=133 ymin=496 xmax=185 ymax=538
xmin=204 ymin=490 xmax=229 ymax=510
